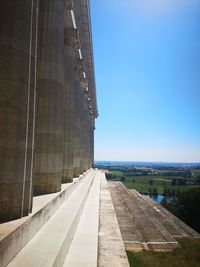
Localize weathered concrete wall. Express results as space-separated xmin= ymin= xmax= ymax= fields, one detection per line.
xmin=0 ymin=1 xmax=38 ymax=222
xmin=34 ymin=0 xmax=65 ymax=194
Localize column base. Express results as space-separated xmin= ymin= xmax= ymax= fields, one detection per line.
xmin=73 ymin=167 xmax=80 ymax=177
xmin=34 ymin=173 xmax=62 ymax=195
xmin=62 ymin=169 xmax=74 ymax=183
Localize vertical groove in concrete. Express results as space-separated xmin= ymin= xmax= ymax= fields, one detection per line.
xmin=0 ymin=0 xmax=38 ymax=222
xmin=34 ymin=0 xmax=65 ymax=194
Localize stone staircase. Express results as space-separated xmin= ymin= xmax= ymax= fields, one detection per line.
xmin=0 ymin=170 xmax=129 ymax=267
xmin=108 ymin=181 xmax=200 ymax=252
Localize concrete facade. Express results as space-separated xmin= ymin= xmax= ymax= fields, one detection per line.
xmin=0 ymin=0 xmax=97 ymax=223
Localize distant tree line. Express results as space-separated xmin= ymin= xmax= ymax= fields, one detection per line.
xmin=161 ymin=170 xmax=192 ymax=178
xmin=106 ymin=173 xmax=117 ymax=180
xmin=124 ymin=171 xmax=149 ymax=176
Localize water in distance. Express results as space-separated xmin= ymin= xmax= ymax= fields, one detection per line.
xmin=142 ymin=194 xmax=173 ymax=204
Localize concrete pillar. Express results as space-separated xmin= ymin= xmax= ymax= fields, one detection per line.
xmin=0 ymin=0 xmax=38 ymax=222
xmin=62 ymin=38 xmax=76 ymax=182
xmin=34 ymin=0 xmax=64 ymax=195
xmin=87 ymin=115 xmax=92 ymax=169
xmin=82 ymin=94 xmax=89 ymax=172
xmin=91 ymin=118 xmax=95 ymax=168
xmin=85 ymin=110 xmax=90 ymax=170
xmin=73 ymin=70 xmax=82 ymax=177
xmin=77 ymin=85 xmax=85 ymax=174
xmin=87 ymin=108 xmax=95 ymax=169
xmin=74 ymin=61 xmax=85 ymax=175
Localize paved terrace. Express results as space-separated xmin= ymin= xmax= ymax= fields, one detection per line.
xmin=108 ymin=181 xmax=200 ymax=252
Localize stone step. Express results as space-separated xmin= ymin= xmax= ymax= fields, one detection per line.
xmin=108 ymin=182 xmax=179 ymax=251
xmin=129 ymin=190 xmax=183 ymax=237
xmin=5 ymin=169 xmax=97 ymax=267
xmin=63 ymin=171 xmax=101 ymax=267
xmin=143 ymin=194 xmax=200 ymax=238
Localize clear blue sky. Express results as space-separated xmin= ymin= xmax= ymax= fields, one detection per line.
xmin=90 ymin=0 xmax=200 ymax=162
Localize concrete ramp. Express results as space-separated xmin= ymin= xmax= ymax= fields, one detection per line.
xmin=108 ymin=182 xmax=200 ymax=252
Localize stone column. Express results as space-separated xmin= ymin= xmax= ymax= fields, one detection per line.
xmin=34 ymin=0 xmax=64 ymax=195
xmin=85 ymin=109 xmax=90 ymax=170
xmin=0 ymin=0 xmax=38 ymax=222
xmin=87 ymin=114 xmax=92 ymax=169
xmin=62 ymin=30 xmax=77 ymax=182
xmin=79 ymin=89 xmax=86 ymax=174
xmin=91 ymin=118 xmax=95 ymax=168
xmin=72 ymin=59 xmax=87 ymax=177
xmin=82 ymin=94 xmax=89 ymax=172
xmin=73 ymin=68 xmax=81 ymax=177
xmin=87 ymin=107 xmax=95 ymax=169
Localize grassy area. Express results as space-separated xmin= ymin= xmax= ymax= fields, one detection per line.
xmin=111 ymin=170 xmax=123 ymax=177
xmin=109 ymin=171 xmax=200 ymax=195
xmin=124 ymin=182 xmax=164 ymax=194
xmin=118 ymin=175 xmax=197 ymax=194
xmin=126 ymin=238 xmax=200 ymax=267
xmin=124 ymin=181 xmax=193 ymax=194
xmin=124 ymin=175 xmax=172 ymax=183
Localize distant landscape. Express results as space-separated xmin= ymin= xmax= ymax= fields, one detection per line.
xmin=95 ymin=160 xmax=200 ymax=233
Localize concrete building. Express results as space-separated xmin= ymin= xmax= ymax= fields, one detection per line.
xmin=0 ymin=0 xmax=98 ymax=223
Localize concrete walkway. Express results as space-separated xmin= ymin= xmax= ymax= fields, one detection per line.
xmin=63 ymin=171 xmax=101 ymax=267
xmin=98 ymin=174 xmax=130 ymax=267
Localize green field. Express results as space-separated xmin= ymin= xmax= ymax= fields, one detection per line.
xmin=123 ymin=182 xmax=164 ymax=194
xmin=126 ymin=238 xmax=200 ymax=267
xmin=123 ymin=180 xmax=193 ymax=194
xmin=110 ymin=172 xmax=198 ymax=194
xmin=111 ymin=170 xmax=123 ymax=177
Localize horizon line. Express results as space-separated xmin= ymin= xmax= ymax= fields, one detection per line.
xmin=94 ymin=160 xmax=200 ymax=164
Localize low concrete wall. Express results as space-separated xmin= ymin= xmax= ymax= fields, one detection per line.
xmin=0 ymin=170 xmax=92 ymax=267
